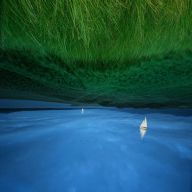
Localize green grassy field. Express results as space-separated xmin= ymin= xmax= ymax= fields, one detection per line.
xmin=0 ymin=0 xmax=192 ymax=107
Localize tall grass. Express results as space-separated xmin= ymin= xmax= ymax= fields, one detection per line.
xmin=1 ymin=49 xmax=192 ymax=107
xmin=0 ymin=0 xmax=192 ymax=107
xmin=1 ymin=0 xmax=192 ymax=64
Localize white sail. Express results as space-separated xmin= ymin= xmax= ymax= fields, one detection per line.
xmin=140 ymin=117 xmax=147 ymax=139
xmin=81 ymin=108 xmax=84 ymax=114
xmin=140 ymin=117 xmax=147 ymax=129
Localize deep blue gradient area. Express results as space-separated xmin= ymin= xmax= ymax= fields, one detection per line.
xmin=0 ymin=107 xmax=192 ymax=192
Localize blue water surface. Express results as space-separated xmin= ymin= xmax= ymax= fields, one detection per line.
xmin=0 ymin=107 xmax=192 ymax=192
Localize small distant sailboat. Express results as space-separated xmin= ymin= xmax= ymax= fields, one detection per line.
xmin=140 ymin=117 xmax=147 ymax=139
xmin=81 ymin=108 xmax=84 ymax=114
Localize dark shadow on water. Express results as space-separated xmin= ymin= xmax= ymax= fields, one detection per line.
xmin=0 ymin=107 xmax=192 ymax=117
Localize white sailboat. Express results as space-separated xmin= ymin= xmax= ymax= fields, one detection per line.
xmin=140 ymin=117 xmax=147 ymax=129
xmin=81 ymin=108 xmax=84 ymax=114
xmin=140 ymin=117 xmax=147 ymax=139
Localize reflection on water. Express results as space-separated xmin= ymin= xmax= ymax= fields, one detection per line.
xmin=140 ymin=127 xmax=147 ymax=139
xmin=0 ymin=108 xmax=191 ymax=192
